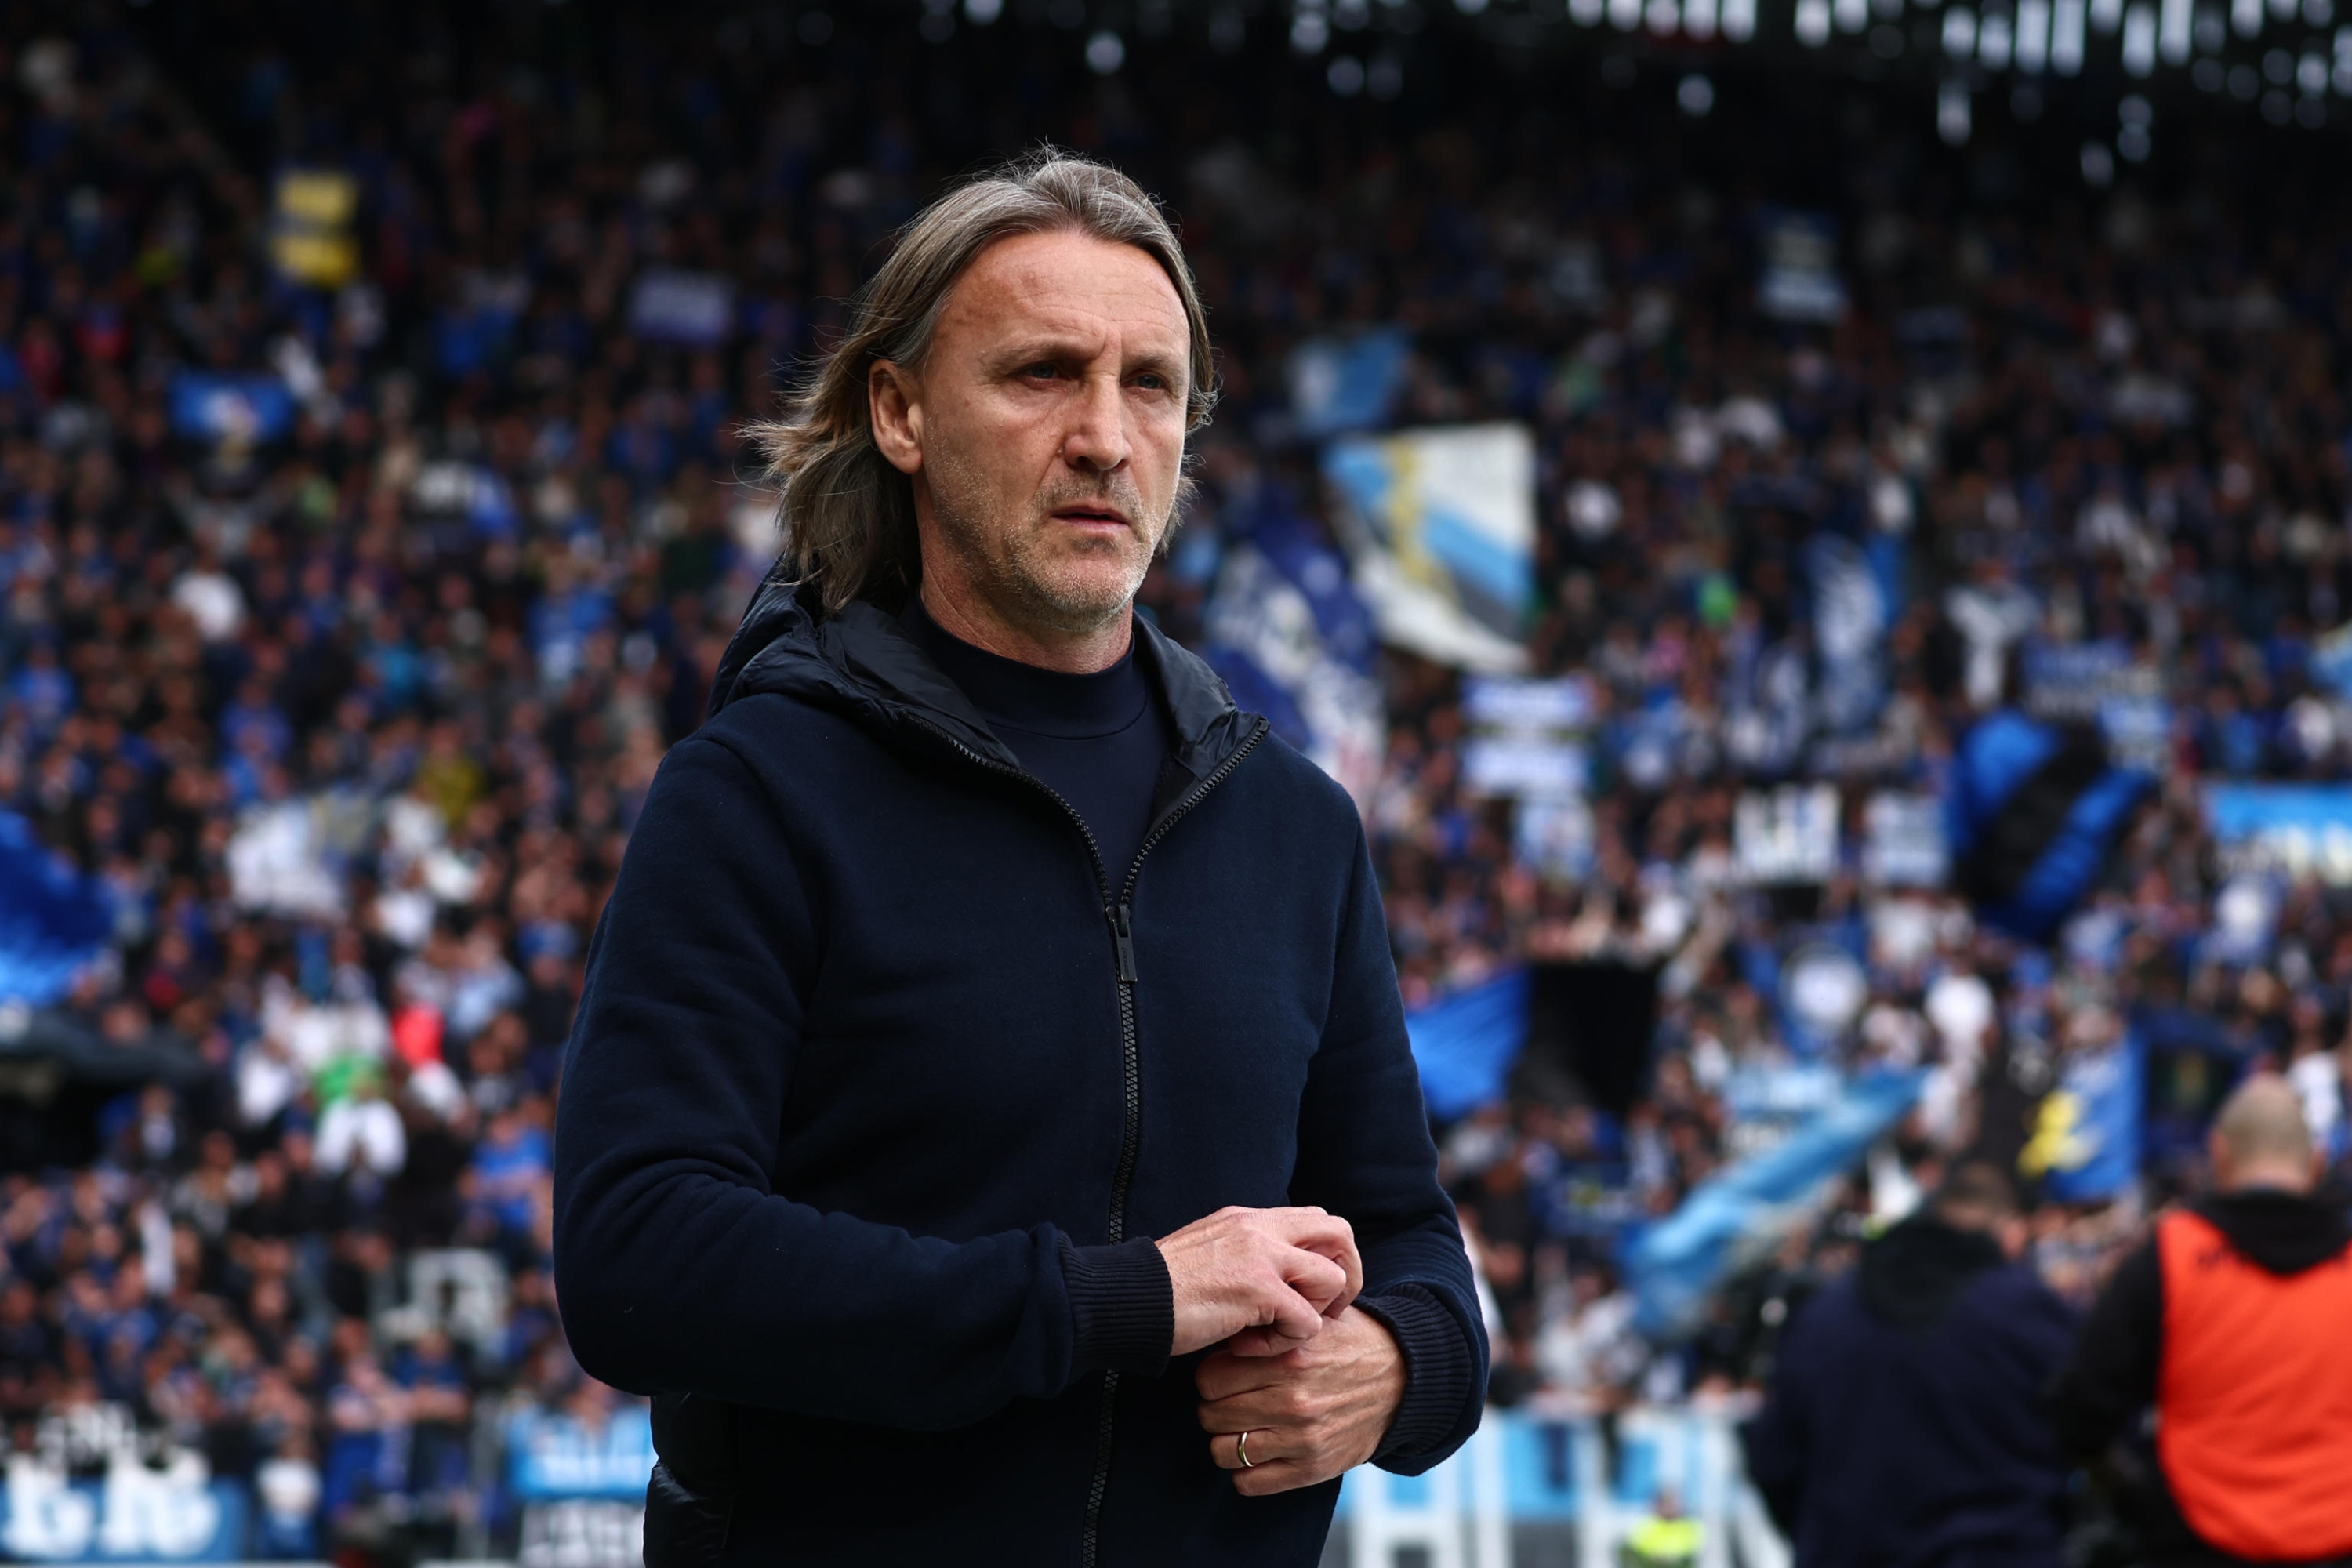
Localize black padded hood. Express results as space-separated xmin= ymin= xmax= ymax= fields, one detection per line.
xmin=705 ymin=568 xmax=1260 ymax=795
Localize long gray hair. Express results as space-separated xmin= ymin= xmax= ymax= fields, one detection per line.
xmin=746 ymin=150 xmax=1217 ymax=615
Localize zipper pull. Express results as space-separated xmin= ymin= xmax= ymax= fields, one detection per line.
xmin=1109 ymin=903 xmax=1138 ymax=983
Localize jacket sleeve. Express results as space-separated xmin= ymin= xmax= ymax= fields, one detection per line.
xmin=552 ymin=733 xmax=1169 ymax=1432
xmin=1287 ymin=822 xmax=1488 ymax=1475
xmin=1740 ymin=1295 xmax=1819 ymax=1537
xmin=2047 ymin=1236 xmax=2162 ymax=1462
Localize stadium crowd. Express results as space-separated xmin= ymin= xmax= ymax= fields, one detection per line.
xmin=1 ymin=0 xmax=2349 ymax=1555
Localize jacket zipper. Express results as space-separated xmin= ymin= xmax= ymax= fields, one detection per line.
xmin=909 ymin=713 xmax=1271 ymax=1567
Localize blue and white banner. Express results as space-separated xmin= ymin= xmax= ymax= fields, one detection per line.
xmin=2022 ymin=641 xmax=2148 ymax=720
xmin=1461 ymin=677 xmax=1595 ymax=801
xmin=2310 ymin=620 xmax=2352 ymax=702
xmin=506 ymin=1407 xmax=655 ymax=1501
xmin=2205 ymin=783 xmax=2352 ymax=884
xmin=167 ymin=374 xmax=293 ymax=446
xmin=1334 ymin=1404 xmax=1762 ymax=1526
xmin=2021 ymin=1030 xmax=2143 ymax=1203
xmin=2024 ymin=640 xmax=2170 ymax=772
xmin=1462 ymin=735 xmax=1588 ymax=799
xmin=1806 ymin=533 xmax=1887 ymax=735
xmin=627 ymin=269 xmax=735 ymax=347
xmin=0 ymin=812 xmax=115 ymax=1007
xmin=1323 ymin=423 xmax=1535 ymax=673
xmin=1628 ymin=1069 xmax=1925 ymax=1335
xmin=1863 ymin=791 xmax=1948 ymax=887
xmin=1780 ymin=942 xmax=1870 ymax=1058
xmin=1404 ymin=967 xmax=1531 ymax=1121
xmin=1289 ymin=328 xmax=1410 ymax=438
xmin=1201 ymin=508 xmax=1385 ymax=808
xmin=1464 ymin=677 xmax=1596 ymax=732
xmin=409 ymin=461 xmax=519 ymax=539
xmin=0 ymin=1465 xmax=249 ymax=1562
xmin=1757 ymin=210 xmax=1847 ymax=324
xmin=1722 ymin=1063 xmax=1844 ymax=1124
xmin=521 ymin=1500 xmax=643 ymax=1568
xmin=1734 ymin=784 xmax=1841 ymax=885
xmin=1513 ymin=797 xmax=1596 ymax=883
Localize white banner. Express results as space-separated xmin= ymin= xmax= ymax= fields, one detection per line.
xmin=1735 ymin=785 xmax=1842 ymax=885
xmin=1323 ymin=423 xmax=1535 ymax=673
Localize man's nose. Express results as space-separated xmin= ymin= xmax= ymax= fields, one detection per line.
xmin=1060 ymin=371 xmax=1131 ymax=474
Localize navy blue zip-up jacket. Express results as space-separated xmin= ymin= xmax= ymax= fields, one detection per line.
xmin=552 ymin=573 xmax=1486 ymax=1566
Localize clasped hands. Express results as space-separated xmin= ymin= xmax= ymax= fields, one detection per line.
xmin=1152 ymin=1206 xmax=1405 ymax=1497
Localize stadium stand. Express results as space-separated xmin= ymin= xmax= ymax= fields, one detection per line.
xmin=1 ymin=0 xmax=2349 ymax=1560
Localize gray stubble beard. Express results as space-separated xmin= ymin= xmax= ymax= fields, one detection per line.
xmin=922 ymin=441 xmax=1175 ymax=637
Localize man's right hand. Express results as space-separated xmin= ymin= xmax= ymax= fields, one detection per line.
xmin=1154 ymin=1206 xmax=1362 ymax=1358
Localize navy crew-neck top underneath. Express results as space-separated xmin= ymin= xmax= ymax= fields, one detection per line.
xmin=899 ymin=599 xmax=1172 ymax=886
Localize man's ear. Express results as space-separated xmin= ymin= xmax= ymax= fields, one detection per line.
xmin=869 ymin=359 xmax=924 ymax=477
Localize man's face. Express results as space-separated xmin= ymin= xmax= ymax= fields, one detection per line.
xmin=874 ymin=229 xmax=1192 ymax=641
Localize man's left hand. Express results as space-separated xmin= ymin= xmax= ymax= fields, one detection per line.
xmin=1196 ymin=1306 xmax=1406 ymax=1495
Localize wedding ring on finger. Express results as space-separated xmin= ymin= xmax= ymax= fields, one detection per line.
xmin=1236 ymin=1429 xmax=1256 ymax=1468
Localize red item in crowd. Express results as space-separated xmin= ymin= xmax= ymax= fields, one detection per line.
xmin=142 ymin=967 xmax=185 ymax=1014
xmin=392 ymin=1004 xmax=446 ymax=1068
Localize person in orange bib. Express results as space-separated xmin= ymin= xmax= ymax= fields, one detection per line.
xmin=2051 ymin=1074 xmax=2352 ymax=1568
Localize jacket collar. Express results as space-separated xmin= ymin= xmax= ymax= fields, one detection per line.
xmin=706 ymin=567 xmax=1261 ymax=783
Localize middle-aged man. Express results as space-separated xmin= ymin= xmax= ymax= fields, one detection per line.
xmin=551 ymin=153 xmax=1485 ymax=1566
xmin=1741 ymin=1162 xmax=2080 ymax=1568
xmin=2051 ymin=1074 xmax=2352 ymax=1568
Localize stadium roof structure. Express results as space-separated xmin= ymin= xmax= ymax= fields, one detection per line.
xmin=895 ymin=0 xmax=2352 ymax=147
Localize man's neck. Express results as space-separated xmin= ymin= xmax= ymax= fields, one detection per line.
xmin=916 ymin=579 xmax=1133 ymax=675
xmin=2220 ymin=1172 xmax=2315 ymax=1198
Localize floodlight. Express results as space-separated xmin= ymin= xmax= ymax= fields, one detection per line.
xmin=2018 ymin=0 xmax=2053 ymax=67
xmin=1938 ymin=78 xmax=1972 ymax=139
xmin=2161 ymin=0 xmax=2194 ymax=56
xmin=1980 ymin=13 xmax=2014 ymax=63
xmin=2054 ymin=0 xmax=2089 ymax=68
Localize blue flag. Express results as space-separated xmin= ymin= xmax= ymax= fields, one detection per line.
xmin=1807 ymin=532 xmax=1888 ymax=735
xmin=2023 ymin=1030 xmax=2144 ymax=1202
xmin=169 ymin=372 xmax=295 ymax=445
xmin=1289 ymin=328 xmax=1410 ymax=438
xmin=1202 ymin=492 xmax=1384 ymax=806
xmin=1404 ymin=967 xmax=1531 ymax=1121
xmin=1628 ymin=1069 xmax=1926 ymax=1336
xmin=0 ymin=812 xmax=114 ymax=1006
xmin=1947 ymin=709 xmax=2154 ymax=941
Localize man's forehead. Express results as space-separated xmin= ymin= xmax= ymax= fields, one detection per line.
xmin=940 ymin=230 xmax=1189 ymax=352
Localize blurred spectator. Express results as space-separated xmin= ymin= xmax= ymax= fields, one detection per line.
xmin=2052 ymin=1078 xmax=2352 ymax=1567
xmin=1744 ymin=1164 xmax=2078 ymax=1567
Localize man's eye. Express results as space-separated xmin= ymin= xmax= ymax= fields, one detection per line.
xmin=1134 ymin=373 xmax=1166 ymax=390
xmin=1022 ymin=362 xmax=1061 ymax=379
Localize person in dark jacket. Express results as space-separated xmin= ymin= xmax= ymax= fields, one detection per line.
xmin=550 ymin=153 xmax=1485 ymax=1566
xmin=1741 ymin=1163 xmax=2080 ymax=1568
xmin=2049 ymin=1075 xmax=2352 ymax=1568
